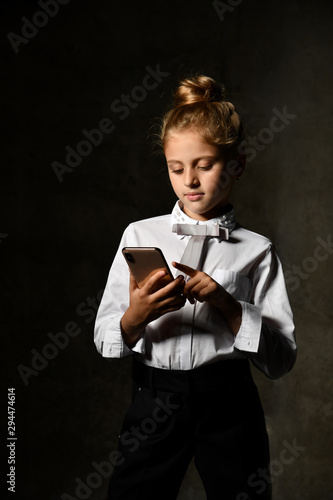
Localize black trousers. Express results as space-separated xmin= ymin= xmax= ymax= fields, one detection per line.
xmin=107 ymin=358 xmax=272 ymax=500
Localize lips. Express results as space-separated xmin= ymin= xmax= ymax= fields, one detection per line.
xmin=185 ymin=193 xmax=204 ymax=201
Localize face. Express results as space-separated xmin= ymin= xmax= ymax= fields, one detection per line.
xmin=165 ymin=129 xmax=235 ymax=221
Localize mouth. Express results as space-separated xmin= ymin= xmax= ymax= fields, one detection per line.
xmin=185 ymin=193 xmax=204 ymax=201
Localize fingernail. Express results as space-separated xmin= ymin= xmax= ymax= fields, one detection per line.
xmin=178 ymin=275 xmax=184 ymax=281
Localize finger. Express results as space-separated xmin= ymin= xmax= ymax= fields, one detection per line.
xmin=189 ymin=285 xmax=208 ymax=303
xmin=144 ymin=269 xmax=167 ymax=294
xmin=158 ymin=303 xmax=185 ymax=316
xmin=159 ymin=294 xmax=186 ymax=311
xmin=183 ymin=280 xmax=209 ymax=304
xmin=186 ymin=294 xmax=195 ymax=305
xmin=183 ymin=274 xmax=204 ymax=290
xmin=154 ymin=274 xmax=185 ymax=298
xmin=182 ymin=274 xmax=207 ymax=298
xmin=129 ymin=270 xmax=138 ymax=293
xmin=172 ymin=261 xmax=198 ymax=278
xmin=179 ymin=284 xmax=195 ymax=304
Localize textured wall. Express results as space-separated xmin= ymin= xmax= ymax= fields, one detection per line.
xmin=2 ymin=0 xmax=333 ymax=499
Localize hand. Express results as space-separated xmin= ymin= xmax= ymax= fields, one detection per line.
xmin=172 ymin=262 xmax=242 ymax=335
xmin=172 ymin=262 xmax=227 ymax=306
xmin=121 ymin=269 xmax=186 ymax=347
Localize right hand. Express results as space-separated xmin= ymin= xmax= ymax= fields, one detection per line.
xmin=121 ymin=270 xmax=186 ymax=347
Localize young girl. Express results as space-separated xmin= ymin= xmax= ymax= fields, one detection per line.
xmin=94 ymin=75 xmax=297 ymax=500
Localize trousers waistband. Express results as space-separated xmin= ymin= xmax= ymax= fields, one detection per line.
xmin=132 ymin=358 xmax=251 ymax=394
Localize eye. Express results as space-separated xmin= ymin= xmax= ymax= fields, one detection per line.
xmin=198 ymin=164 xmax=213 ymax=171
xmin=171 ymin=168 xmax=184 ymax=174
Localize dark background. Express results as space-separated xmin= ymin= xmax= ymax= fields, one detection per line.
xmin=2 ymin=0 xmax=333 ymax=499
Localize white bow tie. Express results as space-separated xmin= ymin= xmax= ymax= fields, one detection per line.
xmin=172 ymin=223 xmax=231 ymax=273
xmin=171 ymin=203 xmax=236 ymax=271
xmin=172 ymin=223 xmax=229 ymax=240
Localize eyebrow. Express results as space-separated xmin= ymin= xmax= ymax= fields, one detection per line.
xmin=167 ymin=155 xmax=217 ymax=165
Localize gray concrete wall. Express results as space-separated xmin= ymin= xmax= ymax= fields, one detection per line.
xmin=2 ymin=0 xmax=333 ymax=498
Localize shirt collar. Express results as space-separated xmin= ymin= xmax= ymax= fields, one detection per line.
xmin=170 ymin=200 xmax=236 ymax=240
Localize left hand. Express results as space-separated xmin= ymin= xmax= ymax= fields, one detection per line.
xmin=172 ymin=261 xmax=227 ymax=307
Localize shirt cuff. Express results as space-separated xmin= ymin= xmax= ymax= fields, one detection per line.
xmin=101 ymin=321 xmax=147 ymax=358
xmin=101 ymin=320 xmax=132 ymax=358
xmin=233 ymin=301 xmax=261 ymax=353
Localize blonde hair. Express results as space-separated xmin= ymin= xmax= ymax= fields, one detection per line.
xmin=159 ymin=75 xmax=244 ymax=157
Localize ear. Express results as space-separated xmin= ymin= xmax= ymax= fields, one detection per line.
xmin=226 ymin=153 xmax=246 ymax=179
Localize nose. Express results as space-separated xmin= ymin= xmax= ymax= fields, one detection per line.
xmin=184 ymin=168 xmax=199 ymax=188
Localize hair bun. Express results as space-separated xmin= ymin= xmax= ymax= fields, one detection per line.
xmin=158 ymin=74 xmax=244 ymax=152
xmin=174 ymin=75 xmax=225 ymax=106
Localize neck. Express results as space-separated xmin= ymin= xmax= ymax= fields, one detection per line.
xmin=180 ymin=202 xmax=233 ymax=222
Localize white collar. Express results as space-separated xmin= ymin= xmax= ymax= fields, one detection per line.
xmin=170 ymin=200 xmax=236 ymax=240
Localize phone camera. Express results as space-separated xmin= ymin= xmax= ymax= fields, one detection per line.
xmin=124 ymin=252 xmax=134 ymax=263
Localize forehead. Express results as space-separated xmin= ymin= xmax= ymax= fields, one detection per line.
xmin=164 ymin=129 xmax=221 ymax=162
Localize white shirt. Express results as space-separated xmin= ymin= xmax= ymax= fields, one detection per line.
xmin=94 ymin=202 xmax=296 ymax=379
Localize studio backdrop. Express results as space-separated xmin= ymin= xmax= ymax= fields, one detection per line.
xmin=2 ymin=0 xmax=333 ymax=499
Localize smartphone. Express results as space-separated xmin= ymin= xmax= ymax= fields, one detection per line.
xmin=122 ymin=247 xmax=174 ymax=290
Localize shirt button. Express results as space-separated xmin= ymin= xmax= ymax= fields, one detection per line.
xmin=138 ymin=387 xmax=142 ymax=391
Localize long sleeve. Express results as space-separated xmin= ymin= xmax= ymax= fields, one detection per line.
xmin=94 ymin=225 xmax=141 ymax=358
xmin=234 ymin=245 xmax=296 ymax=379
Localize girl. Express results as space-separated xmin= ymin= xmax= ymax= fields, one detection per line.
xmin=94 ymin=75 xmax=297 ymax=500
